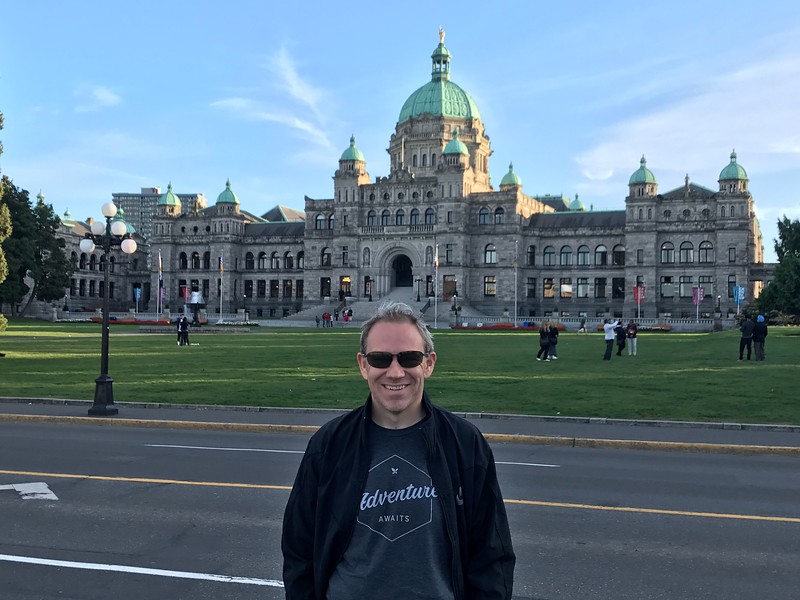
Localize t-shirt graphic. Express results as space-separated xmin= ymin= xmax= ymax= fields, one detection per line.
xmin=358 ymin=453 xmax=437 ymax=541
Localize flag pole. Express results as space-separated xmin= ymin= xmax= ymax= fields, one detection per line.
xmin=434 ymin=243 xmax=439 ymax=329
xmin=218 ymin=251 xmax=224 ymax=323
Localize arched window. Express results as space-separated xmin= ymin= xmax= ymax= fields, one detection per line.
xmin=179 ymin=252 xmax=188 ymax=269
xmin=381 ymin=210 xmax=390 ymax=226
xmin=395 ymin=209 xmax=405 ymax=225
xmin=321 ymin=248 xmax=331 ymax=267
xmin=494 ymin=207 xmax=505 ymax=224
xmin=702 ymin=208 xmax=710 ymax=219
xmin=327 ymin=214 xmax=334 ymax=230
xmin=682 ymin=209 xmax=691 ymax=218
xmin=243 ymin=252 xmax=253 ymax=270
xmin=527 ymin=245 xmax=536 ymax=266
xmin=412 ymin=155 xmax=417 ymax=167
xmin=612 ymin=245 xmax=626 ymax=266
xmin=721 ymin=206 xmax=726 ymax=217
xmin=647 ymin=208 xmax=652 ymax=219
xmin=638 ymin=208 xmax=643 ymax=220
xmin=89 ymin=254 xmax=97 ymax=271
xmin=664 ymin=210 xmax=672 ymax=219
xmin=661 ymin=242 xmax=675 ymax=264
xmin=560 ymin=245 xmax=572 ymax=266
xmin=190 ymin=251 xmax=199 ymax=269
xmin=478 ymin=207 xmax=489 ymax=225
xmin=484 ymin=243 xmax=497 ymax=264
xmin=315 ymin=214 xmax=325 ymax=229
xmin=424 ymin=208 xmax=435 ymax=225
xmin=367 ymin=210 xmax=376 ymax=226
xmin=595 ymin=245 xmax=608 ymax=266
xmin=422 ymin=154 xmax=427 ymax=167
xmin=543 ymin=246 xmax=556 ymax=266
xmin=271 ymin=252 xmax=280 ymax=270
xmin=699 ymin=241 xmax=714 ymax=263
xmin=730 ymin=205 xmax=735 ymax=217
xmin=284 ymin=252 xmax=294 ymax=270
xmin=258 ymin=252 xmax=268 ymax=270
xmin=410 ymin=209 xmax=420 ymax=225
xmin=577 ymin=245 xmax=590 ymax=265
xmin=363 ymin=247 xmax=371 ymax=267
xmin=679 ymin=241 xmax=694 ymax=263
xmin=297 ymin=251 xmax=305 ymax=269
xmin=431 ymin=154 xmax=436 ymax=167
xmin=203 ymin=251 xmax=211 ymax=270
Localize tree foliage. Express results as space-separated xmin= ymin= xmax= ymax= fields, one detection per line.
xmin=0 ymin=176 xmax=75 ymax=314
xmin=757 ymin=216 xmax=800 ymax=319
xmin=0 ymin=110 xmax=8 ymax=332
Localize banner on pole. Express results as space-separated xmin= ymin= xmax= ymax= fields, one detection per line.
xmin=733 ymin=285 xmax=746 ymax=304
xmin=692 ymin=286 xmax=705 ymax=306
xmin=633 ymin=285 xmax=646 ymax=304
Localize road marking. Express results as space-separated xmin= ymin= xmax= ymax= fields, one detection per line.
xmin=0 ymin=554 xmax=282 ymax=587
xmin=3 ymin=469 xmax=798 ymax=524
xmin=506 ymin=498 xmax=800 ymax=523
xmin=146 ymin=444 xmax=303 ymax=454
xmin=496 ymin=461 xmax=560 ymax=468
xmin=0 ymin=482 xmax=58 ymax=500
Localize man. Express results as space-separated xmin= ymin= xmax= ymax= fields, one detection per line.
xmin=282 ymin=302 xmax=515 ymax=599
xmin=752 ymin=314 xmax=768 ymax=361
xmin=603 ymin=318 xmax=619 ymax=360
xmin=626 ymin=320 xmax=638 ymax=356
xmin=739 ymin=314 xmax=756 ymax=361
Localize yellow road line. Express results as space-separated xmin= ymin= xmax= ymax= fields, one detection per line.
xmin=3 ymin=469 xmax=798 ymax=524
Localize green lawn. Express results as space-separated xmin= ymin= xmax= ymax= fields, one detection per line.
xmin=1 ymin=321 xmax=798 ymax=424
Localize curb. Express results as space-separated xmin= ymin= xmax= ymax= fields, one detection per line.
xmin=3 ymin=413 xmax=799 ymax=457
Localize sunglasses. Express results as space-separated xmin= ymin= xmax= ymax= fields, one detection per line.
xmin=361 ymin=351 xmax=429 ymax=369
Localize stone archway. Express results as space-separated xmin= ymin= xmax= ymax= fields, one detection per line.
xmin=392 ymin=255 xmax=413 ymax=287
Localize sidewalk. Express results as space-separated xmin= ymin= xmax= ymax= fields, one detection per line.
xmin=1 ymin=397 xmax=799 ymax=456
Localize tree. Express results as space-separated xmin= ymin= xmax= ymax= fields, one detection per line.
xmin=0 ymin=176 xmax=74 ymax=315
xmin=757 ymin=216 xmax=800 ymax=320
xmin=0 ymin=110 xmax=8 ymax=334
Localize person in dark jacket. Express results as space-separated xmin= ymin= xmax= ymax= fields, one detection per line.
xmin=536 ymin=319 xmax=550 ymax=361
xmin=739 ymin=315 xmax=756 ymax=360
xmin=548 ymin=322 xmax=559 ymax=359
xmin=752 ymin=314 xmax=768 ymax=361
xmin=615 ymin=321 xmax=627 ymax=356
xmin=282 ymin=302 xmax=515 ymax=600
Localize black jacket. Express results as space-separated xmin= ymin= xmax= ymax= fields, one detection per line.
xmin=752 ymin=322 xmax=768 ymax=343
xmin=281 ymin=393 xmax=516 ymax=599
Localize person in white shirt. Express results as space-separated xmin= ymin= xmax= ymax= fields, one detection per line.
xmin=603 ymin=319 xmax=619 ymax=360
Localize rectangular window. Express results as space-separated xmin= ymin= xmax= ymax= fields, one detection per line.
xmin=270 ymin=279 xmax=279 ymax=298
xmin=660 ymin=276 xmax=674 ymax=298
xmin=109 ymin=282 xmax=114 ymax=299
xmin=728 ymin=275 xmax=736 ymax=299
xmin=526 ymin=277 xmax=536 ymax=298
xmin=527 ymin=246 xmax=536 ymax=266
xmin=637 ymin=249 xmax=644 ymax=265
xmin=297 ymin=280 xmax=304 ymax=298
xmin=447 ymin=211 xmax=453 ymax=223
xmin=560 ymin=278 xmax=573 ymax=298
xmin=483 ymin=276 xmax=496 ymax=297
xmin=91 ymin=280 xmax=97 ymax=298
xmin=244 ymin=280 xmax=254 ymax=298
xmin=283 ymin=279 xmax=293 ymax=298
xmin=543 ymin=278 xmax=555 ymax=298
xmin=612 ymin=277 xmax=625 ymax=299
xmin=342 ymin=246 xmax=348 ymax=267
xmin=577 ymin=277 xmax=589 ymax=298
xmin=446 ymin=244 xmax=454 ymax=266
xmin=728 ymin=247 xmax=736 ymax=263
xmin=699 ymin=275 xmax=713 ymax=299
xmin=257 ymin=280 xmax=267 ymax=298
xmin=679 ymin=276 xmax=693 ymax=298
xmin=594 ymin=277 xmax=607 ymax=299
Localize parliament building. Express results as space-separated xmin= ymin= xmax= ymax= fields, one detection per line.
xmin=58 ymin=33 xmax=771 ymax=322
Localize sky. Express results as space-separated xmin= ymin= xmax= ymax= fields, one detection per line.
xmin=2 ymin=1 xmax=799 ymax=263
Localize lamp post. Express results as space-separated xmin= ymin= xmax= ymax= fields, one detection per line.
xmin=79 ymin=202 xmax=137 ymax=417
xmin=415 ymin=276 xmax=421 ymax=302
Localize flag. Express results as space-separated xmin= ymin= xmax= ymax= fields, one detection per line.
xmin=158 ymin=251 xmax=163 ymax=287
xmin=434 ymin=244 xmax=439 ymax=270
xmin=219 ymin=252 xmax=224 ymax=274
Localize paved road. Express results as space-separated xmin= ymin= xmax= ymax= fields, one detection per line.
xmin=1 ymin=400 xmax=799 ymax=599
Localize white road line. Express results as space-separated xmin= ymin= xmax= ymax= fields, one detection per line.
xmin=496 ymin=461 xmax=560 ymax=468
xmin=0 ymin=554 xmax=283 ymax=587
xmin=0 ymin=482 xmax=59 ymax=500
xmin=146 ymin=444 xmax=303 ymax=454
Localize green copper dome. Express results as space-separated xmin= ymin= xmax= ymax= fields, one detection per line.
xmin=500 ymin=163 xmax=522 ymax=187
xmin=158 ymin=182 xmax=182 ymax=206
xmin=719 ymin=150 xmax=748 ymax=180
xmin=443 ymin=129 xmax=468 ymax=155
xmin=340 ymin=135 xmax=365 ymax=161
xmin=216 ymin=179 xmax=239 ymax=205
xmin=629 ymin=156 xmax=657 ymax=184
xmin=112 ymin=207 xmax=136 ymax=235
xmin=571 ymin=194 xmax=585 ymax=211
xmin=398 ymin=37 xmax=481 ymax=124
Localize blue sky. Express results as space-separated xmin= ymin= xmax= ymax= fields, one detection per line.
xmin=2 ymin=1 xmax=799 ymax=263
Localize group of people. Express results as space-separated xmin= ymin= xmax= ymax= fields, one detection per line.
xmin=535 ymin=319 xmax=560 ymax=361
xmin=602 ymin=319 xmax=638 ymax=360
xmin=738 ymin=314 xmax=769 ymax=361
xmin=316 ymin=307 xmax=355 ymax=328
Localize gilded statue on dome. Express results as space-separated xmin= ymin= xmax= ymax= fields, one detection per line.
xmin=439 ymin=27 xmax=445 ymax=44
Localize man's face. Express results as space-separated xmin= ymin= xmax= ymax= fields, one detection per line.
xmin=357 ymin=320 xmax=436 ymax=429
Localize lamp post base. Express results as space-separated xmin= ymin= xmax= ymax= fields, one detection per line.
xmin=89 ymin=374 xmax=119 ymax=416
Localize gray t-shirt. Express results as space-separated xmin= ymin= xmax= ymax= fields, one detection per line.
xmin=326 ymin=417 xmax=454 ymax=600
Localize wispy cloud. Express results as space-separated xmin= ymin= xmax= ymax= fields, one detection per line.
xmin=211 ymin=45 xmax=333 ymax=151
xmin=74 ymin=85 xmax=122 ymax=112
